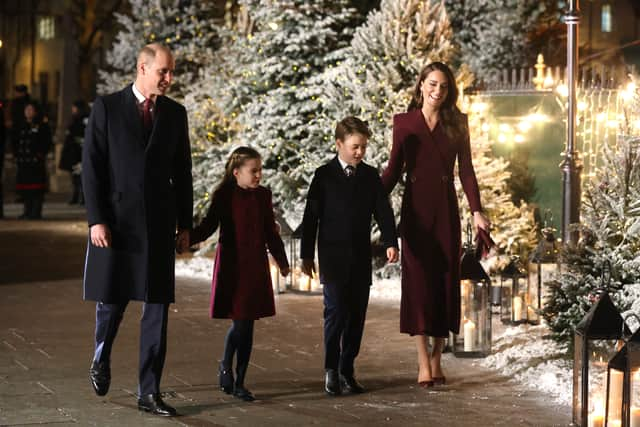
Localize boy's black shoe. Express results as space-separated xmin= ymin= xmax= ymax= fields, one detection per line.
xmin=325 ymin=369 xmax=341 ymax=396
xmin=340 ymin=374 xmax=365 ymax=394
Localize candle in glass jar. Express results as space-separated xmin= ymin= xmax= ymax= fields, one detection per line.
xmin=463 ymin=320 xmax=476 ymax=352
xmin=589 ymin=413 xmax=604 ymax=427
xmin=513 ymin=296 xmax=523 ymax=322
xmin=630 ymin=407 xmax=640 ymax=427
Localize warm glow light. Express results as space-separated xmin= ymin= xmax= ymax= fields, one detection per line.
xmin=0 ymin=39 xmax=3 ymax=49
xmin=621 ymin=81 xmax=637 ymax=102
xmin=481 ymin=122 xmax=490 ymax=132
xmin=578 ymin=101 xmax=588 ymax=111
xmin=607 ymin=120 xmax=619 ymax=129
xmin=517 ymin=120 xmax=532 ymax=132
xmin=498 ymin=123 xmax=512 ymax=132
xmin=268 ymin=22 xmax=279 ymax=30
xmin=498 ymin=134 xmax=507 ymax=143
xmin=556 ymin=83 xmax=568 ymax=97
xmin=596 ymin=112 xmax=607 ymax=122
xmin=471 ymin=102 xmax=489 ymax=113
xmin=514 ymin=134 xmax=525 ymax=143
xmin=543 ymin=73 xmax=554 ymax=88
xmin=526 ymin=112 xmax=550 ymax=123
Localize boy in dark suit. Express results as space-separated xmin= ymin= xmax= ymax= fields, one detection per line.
xmin=300 ymin=116 xmax=399 ymax=396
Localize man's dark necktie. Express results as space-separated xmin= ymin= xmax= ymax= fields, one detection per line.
xmin=142 ymin=99 xmax=153 ymax=133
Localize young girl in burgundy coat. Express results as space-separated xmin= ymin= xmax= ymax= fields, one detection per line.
xmin=188 ymin=146 xmax=290 ymax=401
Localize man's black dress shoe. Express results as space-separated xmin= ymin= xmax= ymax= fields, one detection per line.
xmin=137 ymin=393 xmax=177 ymax=417
xmin=219 ymin=363 xmax=234 ymax=394
xmin=233 ymin=385 xmax=255 ymax=402
xmin=340 ymin=374 xmax=365 ymax=394
xmin=325 ymin=369 xmax=341 ymax=396
xmin=89 ymin=360 xmax=110 ymax=396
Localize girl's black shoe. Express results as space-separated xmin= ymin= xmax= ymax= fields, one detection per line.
xmin=233 ymin=385 xmax=255 ymax=402
xmin=219 ymin=364 xmax=234 ymax=394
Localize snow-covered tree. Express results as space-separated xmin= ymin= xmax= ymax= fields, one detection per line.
xmin=542 ymin=81 xmax=640 ymax=344
xmin=216 ymin=0 xmax=360 ymax=223
xmin=443 ymin=0 xmax=556 ymax=85
xmin=97 ymin=0 xmax=220 ymax=99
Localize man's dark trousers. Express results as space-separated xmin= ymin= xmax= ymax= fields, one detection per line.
xmin=93 ymin=302 xmax=169 ymax=395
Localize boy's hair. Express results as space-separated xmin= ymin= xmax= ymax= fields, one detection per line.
xmin=335 ymin=116 xmax=371 ymax=141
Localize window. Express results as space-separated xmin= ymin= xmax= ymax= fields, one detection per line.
xmin=38 ymin=16 xmax=55 ymax=40
xmin=601 ymin=4 xmax=612 ymax=33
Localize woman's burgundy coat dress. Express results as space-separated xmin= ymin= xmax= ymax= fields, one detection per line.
xmin=382 ymin=109 xmax=482 ymax=336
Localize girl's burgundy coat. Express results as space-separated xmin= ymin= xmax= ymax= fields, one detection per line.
xmin=382 ymin=109 xmax=482 ymax=336
xmin=190 ymin=184 xmax=289 ymax=320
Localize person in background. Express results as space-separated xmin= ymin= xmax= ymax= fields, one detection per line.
xmin=14 ymin=102 xmax=51 ymax=220
xmin=59 ymin=100 xmax=88 ymax=205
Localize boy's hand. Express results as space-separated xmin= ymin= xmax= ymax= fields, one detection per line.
xmin=175 ymin=230 xmax=190 ymax=254
xmin=386 ymin=247 xmax=399 ymax=263
xmin=281 ymin=267 xmax=290 ymax=277
xmin=301 ymin=258 xmax=315 ymax=276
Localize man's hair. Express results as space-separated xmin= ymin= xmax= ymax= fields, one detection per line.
xmin=335 ymin=116 xmax=371 ymax=141
xmin=137 ymin=43 xmax=173 ymax=68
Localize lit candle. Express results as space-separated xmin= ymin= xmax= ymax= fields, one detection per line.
xmin=630 ymin=407 xmax=640 ymax=427
xmin=589 ymin=413 xmax=604 ymax=427
xmin=463 ymin=319 xmax=476 ymax=352
xmin=513 ymin=296 xmax=523 ymax=322
xmin=300 ymin=274 xmax=311 ymax=291
xmin=607 ymin=370 xmax=624 ymax=421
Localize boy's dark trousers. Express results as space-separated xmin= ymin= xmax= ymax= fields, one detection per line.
xmin=323 ymin=279 xmax=370 ymax=376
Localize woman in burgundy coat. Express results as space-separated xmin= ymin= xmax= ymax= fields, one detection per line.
xmin=189 ymin=146 xmax=290 ymax=402
xmin=382 ymin=62 xmax=490 ymax=387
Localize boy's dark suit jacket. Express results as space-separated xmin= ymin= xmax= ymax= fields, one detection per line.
xmin=300 ymin=157 xmax=397 ymax=286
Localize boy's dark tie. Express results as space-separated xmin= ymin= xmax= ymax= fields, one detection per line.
xmin=344 ymin=165 xmax=355 ymax=177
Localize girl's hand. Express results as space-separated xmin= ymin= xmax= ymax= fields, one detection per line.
xmin=280 ymin=267 xmax=290 ymax=277
xmin=473 ymin=211 xmax=491 ymax=231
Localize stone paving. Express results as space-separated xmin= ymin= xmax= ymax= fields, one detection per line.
xmin=0 ymin=202 xmax=571 ymax=426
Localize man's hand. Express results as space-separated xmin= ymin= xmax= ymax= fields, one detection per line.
xmin=90 ymin=224 xmax=112 ymax=248
xmin=301 ymin=258 xmax=315 ymax=277
xmin=387 ymin=247 xmax=399 ymax=263
xmin=175 ymin=229 xmax=190 ymax=254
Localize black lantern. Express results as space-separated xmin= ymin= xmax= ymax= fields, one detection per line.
xmin=528 ymin=212 xmax=560 ymax=325
xmin=603 ymin=316 xmax=640 ymax=427
xmin=499 ymin=256 xmax=529 ymax=325
xmin=573 ymin=289 xmax=627 ymax=426
xmin=452 ymin=223 xmax=492 ymax=358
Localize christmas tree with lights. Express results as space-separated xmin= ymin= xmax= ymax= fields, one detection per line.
xmin=443 ymin=0 xmax=555 ymax=85
xmin=97 ymin=0 xmax=220 ymax=99
xmin=217 ymin=0 xmax=360 ymax=222
xmin=542 ymin=81 xmax=640 ymax=344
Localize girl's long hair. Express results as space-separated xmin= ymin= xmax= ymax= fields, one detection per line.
xmin=213 ymin=146 xmax=262 ymax=196
xmin=407 ymin=62 xmax=466 ymax=142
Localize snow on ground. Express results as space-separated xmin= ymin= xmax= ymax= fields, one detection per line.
xmin=176 ymin=256 xmax=573 ymax=405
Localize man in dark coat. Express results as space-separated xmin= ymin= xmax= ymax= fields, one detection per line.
xmin=300 ymin=116 xmax=399 ymax=396
xmin=82 ymin=43 xmax=192 ymax=417
xmin=9 ymin=85 xmax=31 ymax=145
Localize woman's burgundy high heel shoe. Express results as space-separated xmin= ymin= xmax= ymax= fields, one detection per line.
xmin=432 ymin=376 xmax=446 ymax=385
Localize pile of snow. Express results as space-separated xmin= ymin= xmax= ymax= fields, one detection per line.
xmin=480 ymin=324 xmax=572 ymax=406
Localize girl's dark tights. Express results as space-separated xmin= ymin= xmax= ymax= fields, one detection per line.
xmin=222 ymin=319 xmax=254 ymax=387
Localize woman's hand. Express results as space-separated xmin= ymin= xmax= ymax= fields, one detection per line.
xmin=473 ymin=211 xmax=491 ymax=231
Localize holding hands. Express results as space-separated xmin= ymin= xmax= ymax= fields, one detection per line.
xmin=473 ymin=211 xmax=491 ymax=232
xmin=387 ymin=247 xmax=399 ymax=263
xmin=175 ymin=230 xmax=190 ymax=254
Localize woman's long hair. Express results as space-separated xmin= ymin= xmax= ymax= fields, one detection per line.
xmin=213 ymin=146 xmax=262 ymax=196
xmin=407 ymin=62 xmax=466 ymax=142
